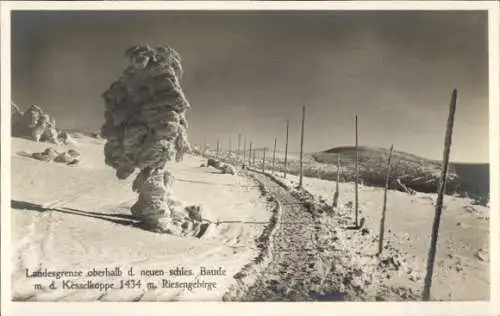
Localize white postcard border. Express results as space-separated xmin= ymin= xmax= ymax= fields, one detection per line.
xmin=1 ymin=2 xmax=499 ymax=315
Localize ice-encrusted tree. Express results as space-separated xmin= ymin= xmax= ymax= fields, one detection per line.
xmin=101 ymin=45 xmax=209 ymax=235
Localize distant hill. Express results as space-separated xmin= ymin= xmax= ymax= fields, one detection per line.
xmin=315 ymin=146 xmax=443 ymax=169
xmin=312 ymin=146 xmax=489 ymax=200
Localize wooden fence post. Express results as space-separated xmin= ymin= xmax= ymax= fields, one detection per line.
xmin=262 ymin=148 xmax=266 ymax=172
xmin=333 ymin=153 xmax=341 ymax=208
xmin=378 ymin=144 xmax=394 ymax=255
xmin=249 ymin=141 xmax=253 ymax=166
xmin=422 ymin=89 xmax=458 ymax=301
xmin=272 ymin=136 xmax=277 ymax=175
xmin=355 ymin=114 xmax=359 ymax=228
xmin=216 ymin=139 xmax=220 ymax=158
xmin=299 ymin=105 xmax=306 ymax=189
xmin=243 ymin=136 xmax=247 ymax=163
xmin=238 ymin=134 xmax=241 ymax=157
xmin=284 ymin=119 xmax=289 ymax=178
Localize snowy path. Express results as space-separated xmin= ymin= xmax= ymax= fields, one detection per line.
xmin=9 ymin=137 xmax=490 ymax=302
xmin=231 ymin=170 xmax=489 ymax=301
xmin=281 ymin=173 xmax=490 ymax=301
xmin=229 ymin=171 xmax=347 ymax=301
xmin=10 ymin=137 xmax=272 ymax=301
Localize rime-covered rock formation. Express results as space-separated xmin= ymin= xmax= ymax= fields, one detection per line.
xmin=58 ymin=131 xmax=75 ymax=145
xmin=101 ymin=45 xmax=207 ymax=235
xmin=11 ymin=103 xmax=60 ymax=144
xmin=31 ymin=147 xmax=80 ymax=165
xmin=205 ymin=158 xmax=237 ymax=175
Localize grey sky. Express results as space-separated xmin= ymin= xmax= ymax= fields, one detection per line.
xmin=11 ymin=10 xmax=489 ymax=162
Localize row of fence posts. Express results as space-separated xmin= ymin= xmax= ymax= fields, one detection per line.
xmin=203 ymin=115 xmax=296 ymax=181
xmin=198 ymin=89 xmax=457 ymax=301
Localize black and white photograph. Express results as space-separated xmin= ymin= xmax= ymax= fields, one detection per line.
xmin=1 ymin=2 xmax=499 ymax=315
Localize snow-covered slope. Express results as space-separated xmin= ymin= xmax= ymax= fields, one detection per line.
xmin=279 ymin=173 xmax=490 ymax=301
xmin=11 ymin=136 xmax=271 ymax=301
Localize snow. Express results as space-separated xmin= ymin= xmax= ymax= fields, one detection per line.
xmin=11 ymin=136 xmax=271 ymax=301
xmin=9 ymin=136 xmax=490 ymax=301
xmin=271 ymin=172 xmax=490 ymax=301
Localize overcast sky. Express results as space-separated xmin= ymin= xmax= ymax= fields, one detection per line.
xmin=11 ymin=10 xmax=489 ymax=162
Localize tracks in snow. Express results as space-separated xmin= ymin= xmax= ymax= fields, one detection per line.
xmin=224 ymin=171 xmax=347 ymax=301
xmin=12 ymin=170 xmax=349 ymax=302
xmin=12 ymin=201 xmax=62 ymax=301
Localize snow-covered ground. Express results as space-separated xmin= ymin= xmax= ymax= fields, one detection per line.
xmin=9 ymin=136 xmax=490 ymax=302
xmin=11 ymin=136 xmax=271 ymax=301
xmin=270 ymin=171 xmax=490 ymax=301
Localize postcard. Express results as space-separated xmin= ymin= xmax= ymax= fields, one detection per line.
xmin=1 ymin=1 xmax=499 ymax=315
